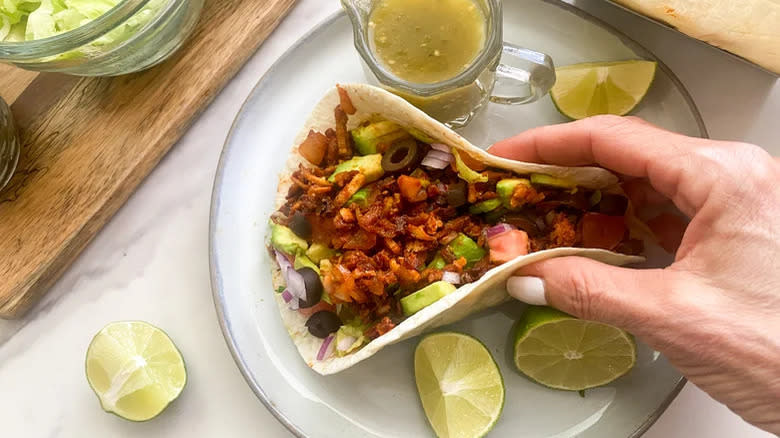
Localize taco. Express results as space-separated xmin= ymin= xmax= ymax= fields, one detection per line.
xmin=269 ymin=83 xmax=646 ymax=375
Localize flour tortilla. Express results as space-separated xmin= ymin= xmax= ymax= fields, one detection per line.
xmin=272 ymin=83 xmax=645 ymax=375
xmin=612 ymin=0 xmax=780 ymax=74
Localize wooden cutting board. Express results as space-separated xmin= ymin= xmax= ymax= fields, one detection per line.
xmin=0 ymin=0 xmax=297 ymax=318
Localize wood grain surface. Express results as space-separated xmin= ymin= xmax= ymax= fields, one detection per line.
xmin=0 ymin=0 xmax=297 ymax=318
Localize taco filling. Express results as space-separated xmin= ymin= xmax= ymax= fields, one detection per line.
xmin=269 ymin=87 xmax=642 ymax=360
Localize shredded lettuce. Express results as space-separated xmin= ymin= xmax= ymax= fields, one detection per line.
xmin=334 ymin=323 xmax=366 ymax=356
xmin=1 ymin=0 xmax=163 ymax=44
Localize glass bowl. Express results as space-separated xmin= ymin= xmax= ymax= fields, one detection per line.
xmin=0 ymin=97 xmax=19 ymax=191
xmin=0 ymin=0 xmax=204 ymax=76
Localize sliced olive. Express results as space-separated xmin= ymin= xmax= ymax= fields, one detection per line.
xmin=305 ymin=311 xmax=342 ymax=338
xmin=297 ymin=267 xmax=323 ymax=308
xmin=381 ymin=138 xmax=422 ymax=174
xmin=288 ymin=211 xmax=312 ymax=240
xmin=598 ymin=194 xmax=629 ymax=216
xmin=445 ymin=181 xmax=467 ymax=207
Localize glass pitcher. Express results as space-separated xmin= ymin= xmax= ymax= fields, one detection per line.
xmin=341 ymin=0 xmax=556 ymax=128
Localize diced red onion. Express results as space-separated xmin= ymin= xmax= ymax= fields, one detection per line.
xmin=275 ymin=250 xmax=306 ymax=301
xmin=275 ymin=250 xmax=292 ymax=272
xmin=486 ymin=223 xmax=516 ymax=239
xmin=286 ymin=268 xmax=306 ymax=300
xmin=337 ymin=335 xmax=357 ymax=352
xmin=422 ymin=148 xmax=454 ymax=170
xmin=426 ymin=150 xmax=453 ymax=163
xmin=317 ymin=334 xmax=335 ymax=360
xmin=421 ymin=156 xmax=450 ymax=169
xmin=281 ymin=289 xmax=299 ymax=310
xmin=442 ymin=271 xmax=461 ymax=284
xmin=430 ymin=143 xmax=450 ymax=152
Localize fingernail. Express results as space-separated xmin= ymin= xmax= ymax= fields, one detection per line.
xmin=507 ymin=276 xmax=547 ymax=305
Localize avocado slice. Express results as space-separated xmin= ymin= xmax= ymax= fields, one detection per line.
xmin=469 ymin=198 xmax=502 ymax=214
xmin=448 ymin=233 xmax=486 ymax=266
xmin=351 ymin=121 xmax=412 ymax=155
xmin=496 ymin=178 xmax=531 ymax=208
xmin=328 ymin=154 xmax=385 ymax=183
xmin=530 ymin=173 xmax=577 ymax=189
xmin=293 ymin=254 xmax=320 ymax=274
xmin=270 ymin=223 xmax=308 ymax=255
xmin=347 ymin=187 xmax=371 ymax=207
xmin=401 ymin=281 xmax=457 ymax=316
xmin=306 ymin=242 xmax=337 ymax=264
xmin=427 ymin=253 xmax=446 ymax=270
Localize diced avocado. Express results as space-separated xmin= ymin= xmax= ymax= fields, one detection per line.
xmin=448 ymin=233 xmax=486 ymax=266
xmin=270 ymin=223 xmax=308 ymax=255
xmin=328 ymin=154 xmax=385 ymax=183
xmin=293 ymin=254 xmax=320 ymax=274
xmin=401 ymin=281 xmax=457 ymax=316
xmin=427 ymin=253 xmax=446 ymax=270
xmin=530 ymin=173 xmax=577 ymax=189
xmin=496 ymin=178 xmax=531 ymax=208
xmin=469 ymin=198 xmax=502 ymax=214
xmin=347 ymin=187 xmax=371 ymax=207
xmin=351 ymin=121 xmax=412 ymax=155
xmin=452 ymin=149 xmax=488 ymax=183
xmin=407 ymin=126 xmax=437 ymax=144
xmin=306 ymin=242 xmax=337 ymax=264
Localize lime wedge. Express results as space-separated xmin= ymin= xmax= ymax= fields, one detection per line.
xmin=85 ymin=321 xmax=186 ymax=422
xmin=513 ymin=306 xmax=636 ymax=391
xmin=551 ymin=60 xmax=657 ymax=119
xmin=415 ymin=333 xmax=505 ymax=438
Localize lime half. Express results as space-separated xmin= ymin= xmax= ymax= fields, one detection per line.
xmin=513 ymin=306 xmax=636 ymax=391
xmin=86 ymin=321 xmax=186 ymax=421
xmin=415 ymin=332 xmax=505 ymax=438
xmin=551 ymin=60 xmax=657 ymax=119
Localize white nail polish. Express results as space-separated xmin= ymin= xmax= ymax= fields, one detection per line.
xmin=507 ymin=276 xmax=547 ymax=305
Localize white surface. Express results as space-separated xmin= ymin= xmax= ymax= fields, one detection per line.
xmin=0 ymin=0 xmax=776 ymax=437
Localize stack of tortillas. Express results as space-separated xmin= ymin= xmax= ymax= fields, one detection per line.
xmin=612 ymin=0 xmax=780 ymax=74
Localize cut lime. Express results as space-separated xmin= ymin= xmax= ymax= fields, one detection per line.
xmin=551 ymin=60 xmax=657 ymax=119
xmin=513 ymin=306 xmax=636 ymax=391
xmin=85 ymin=321 xmax=186 ymax=422
xmin=415 ymin=333 xmax=504 ymax=438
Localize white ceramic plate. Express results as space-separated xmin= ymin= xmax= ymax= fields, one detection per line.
xmin=210 ymin=1 xmax=707 ymax=437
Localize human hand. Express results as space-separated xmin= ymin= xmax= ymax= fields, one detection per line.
xmin=490 ymin=115 xmax=780 ymax=433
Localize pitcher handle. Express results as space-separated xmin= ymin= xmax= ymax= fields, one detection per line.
xmin=490 ymin=43 xmax=556 ymax=105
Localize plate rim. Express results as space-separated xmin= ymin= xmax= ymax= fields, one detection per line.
xmin=209 ymin=2 xmax=707 ymax=437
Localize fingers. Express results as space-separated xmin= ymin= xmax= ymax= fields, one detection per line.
xmin=507 ymin=256 xmax=672 ymax=333
xmin=489 ymin=116 xmax=717 ymax=216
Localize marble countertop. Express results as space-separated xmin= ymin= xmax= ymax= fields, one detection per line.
xmin=0 ymin=1 xmax=777 ymax=437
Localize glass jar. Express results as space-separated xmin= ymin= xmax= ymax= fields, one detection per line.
xmin=0 ymin=97 xmax=19 ymax=191
xmin=0 ymin=0 xmax=204 ymax=76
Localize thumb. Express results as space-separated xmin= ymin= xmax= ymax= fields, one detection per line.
xmin=507 ymin=256 xmax=669 ymax=332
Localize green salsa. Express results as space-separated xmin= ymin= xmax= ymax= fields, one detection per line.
xmin=368 ymin=0 xmax=487 ymax=84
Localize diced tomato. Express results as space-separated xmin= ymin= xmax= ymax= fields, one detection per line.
xmin=488 ymin=229 xmax=530 ymax=263
xmin=298 ymin=300 xmax=336 ymax=318
xmin=581 ymin=213 xmax=626 ymax=251
xmin=646 ymin=212 xmax=687 ymax=254
xmin=397 ymin=175 xmax=427 ymax=202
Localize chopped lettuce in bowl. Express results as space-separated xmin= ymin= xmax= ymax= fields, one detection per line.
xmin=0 ymin=0 xmax=202 ymax=75
xmin=1 ymin=0 xmax=164 ymax=43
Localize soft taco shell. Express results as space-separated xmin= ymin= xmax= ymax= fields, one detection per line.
xmin=272 ymin=83 xmax=644 ymax=375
